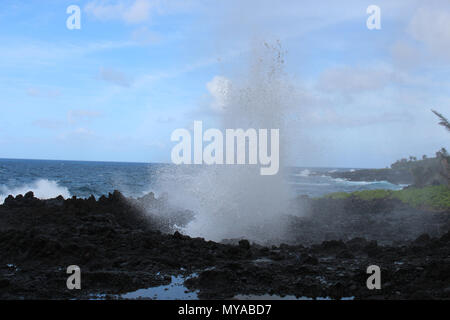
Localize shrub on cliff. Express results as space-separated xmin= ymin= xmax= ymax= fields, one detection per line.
xmin=322 ymin=185 xmax=450 ymax=211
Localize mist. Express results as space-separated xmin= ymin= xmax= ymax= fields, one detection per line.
xmin=151 ymin=41 xmax=302 ymax=242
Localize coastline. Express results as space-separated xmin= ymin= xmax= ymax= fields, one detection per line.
xmin=312 ymin=168 xmax=414 ymax=185
xmin=0 ymin=189 xmax=449 ymax=299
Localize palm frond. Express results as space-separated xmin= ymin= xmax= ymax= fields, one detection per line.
xmin=432 ymin=109 xmax=450 ymax=132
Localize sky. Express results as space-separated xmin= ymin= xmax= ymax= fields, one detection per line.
xmin=0 ymin=0 xmax=449 ymax=168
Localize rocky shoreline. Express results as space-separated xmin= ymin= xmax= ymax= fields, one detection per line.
xmin=0 ymin=191 xmax=449 ymax=300
xmin=313 ymin=168 xmax=414 ymax=185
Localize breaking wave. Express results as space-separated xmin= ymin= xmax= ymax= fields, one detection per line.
xmin=0 ymin=179 xmax=71 ymax=204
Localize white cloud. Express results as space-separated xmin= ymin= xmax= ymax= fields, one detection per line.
xmin=27 ymin=87 xmax=40 ymax=97
xmin=68 ymin=110 xmax=103 ymax=124
xmin=303 ymin=109 xmax=413 ymax=128
xmin=206 ymin=75 xmax=231 ymax=113
xmin=124 ymin=0 xmax=153 ymax=23
xmin=407 ymin=4 xmax=450 ymax=59
xmin=390 ymin=41 xmax=421 ymax=69
xmin=73 ymin=127 xmax=95 ymax=135
xmin=317 ymin=65 xmax=394 ymax=94
xmin=98 ymin=67 xmax=131 ymax=87
xmin=26 ymin=87 xmax=61 ymax=98
xmin=156 ymin=115 xmax=174 ymax=123
xmin=32 ymin=119 xmax=65 ymax=130
xmin=131 ymin=26 xmax=160 ymax=44
xmin=0 ymin=40 xmax=137 ymax=68
xmin=32 ymin=110 xmax=102 ymax=132
xmin=58 ymin=127 xmax=96 ymax=142
xmin=85 ymin=1 xmax=127 ymax=21
xmin=85 ymin=0 xmax=156 ymax=24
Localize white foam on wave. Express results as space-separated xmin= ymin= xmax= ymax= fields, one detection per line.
xmin=295 ymin=169 xmax=311 ymax=177
xmin=332 ymin=178 xmax=371 ymax=185
xmin=0 ymin=179 xmax=71 ymax=204
xmin=330 ymin=178 xmax=403 ymax=189
xmin=288 ymin=182 xmax=331 ymax=186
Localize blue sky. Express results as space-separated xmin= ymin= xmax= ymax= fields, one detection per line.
xmin=0 ymin=0 xmax=449 ymax=168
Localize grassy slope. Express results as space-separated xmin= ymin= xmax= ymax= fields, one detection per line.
xmin=321 ymin=185 xmax=450 ymax=211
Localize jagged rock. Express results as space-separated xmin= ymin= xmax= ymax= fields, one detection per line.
xmin=238 ymin=239 xmax=250 ymax=250
xmin=24 ymin=191 xmax=34 ymax=199
xmin=0 ymin=190 xmax=449 ymax=299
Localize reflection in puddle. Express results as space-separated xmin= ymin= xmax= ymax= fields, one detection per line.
xmin=234 ymin=294 xmax=355 ymax=300
xmin=252 ymin=258 xmax=274 ymax=264
xmin=121 ymin=275 xmax=199 ymax=300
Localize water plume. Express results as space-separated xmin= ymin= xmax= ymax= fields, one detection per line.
xmin=153 ymin=41 xmax=299 ymax=242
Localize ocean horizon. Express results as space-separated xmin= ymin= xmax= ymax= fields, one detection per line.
xmin=0 ymin=158 xmax=402 ymax=204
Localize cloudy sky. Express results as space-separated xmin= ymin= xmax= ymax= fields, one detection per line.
xmin=0 ymin=0 xmax=449 ymax=168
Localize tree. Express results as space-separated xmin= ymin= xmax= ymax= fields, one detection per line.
xmin=432 ymin=109 xmax=450 ymax=132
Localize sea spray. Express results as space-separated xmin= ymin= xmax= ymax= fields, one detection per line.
xmin=153 ymin=42 xmax=299 ymax=242
xmin=170 ymin=120 xmax=280 ymax=175
xmin=0 ymin=179 xmax=71 ymax=204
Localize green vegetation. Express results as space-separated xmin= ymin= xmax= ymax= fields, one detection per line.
xmin=432 ymin=109 xmax=450 ymax=132
xmin=390 ymin=149 xmax=447 ymax=171
xmin=389 ymin=148 xmax=449 ymax=187
xmin=318 ymin=110 xmax=450 ymax=211
xmin=321 ymin=185 xmax=450 ymax=211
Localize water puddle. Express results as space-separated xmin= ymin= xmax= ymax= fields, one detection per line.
xmin=120 ymin=274 xmax=199 ymax=300
xmin=88 ymin=274 xmax=199 ymax=300
xmin=234 ymin=294 xmax=355 ymax=300
xmin=5 ymin=264 xmax=19 ymax=272
xmin=252 ymin=258 xmax=274 ymax=264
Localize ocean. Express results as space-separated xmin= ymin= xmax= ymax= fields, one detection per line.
xmin=0 ymin=158 xmax=404 ymax=204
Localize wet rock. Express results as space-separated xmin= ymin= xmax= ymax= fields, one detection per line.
xmin=173 ymin=231 xmax=184 ymax=239
xmin=364 ymin=240 xmax=380 ymax=257
xmin=0 ymin=190 xmax=449 ymax=300
xmin=0 ymin=278 xmax=10 ymax=288
xmin=44 ymin=197 xmax=64 ymax=207
xmin=414 ymin=233 xmax=431 ymax=246
xmin=238 ymin=239 xmax=250 ymax=250
xmin=440 ymin=231 xmax=450 ymax=243
xmin=336 ymin=250 xmax=355 ymax=259
xmin=346 ymin=237 xmax=368 ymax=251
xmin=320 ymin=240 xmax=347 ymax=252
xmin=302 ymin=254 xmax=319 ymax=265
xmin=24 ymin=191 xmax=34 ymax=199
xmin=3 ymin=195 xmax=15 ymax=207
